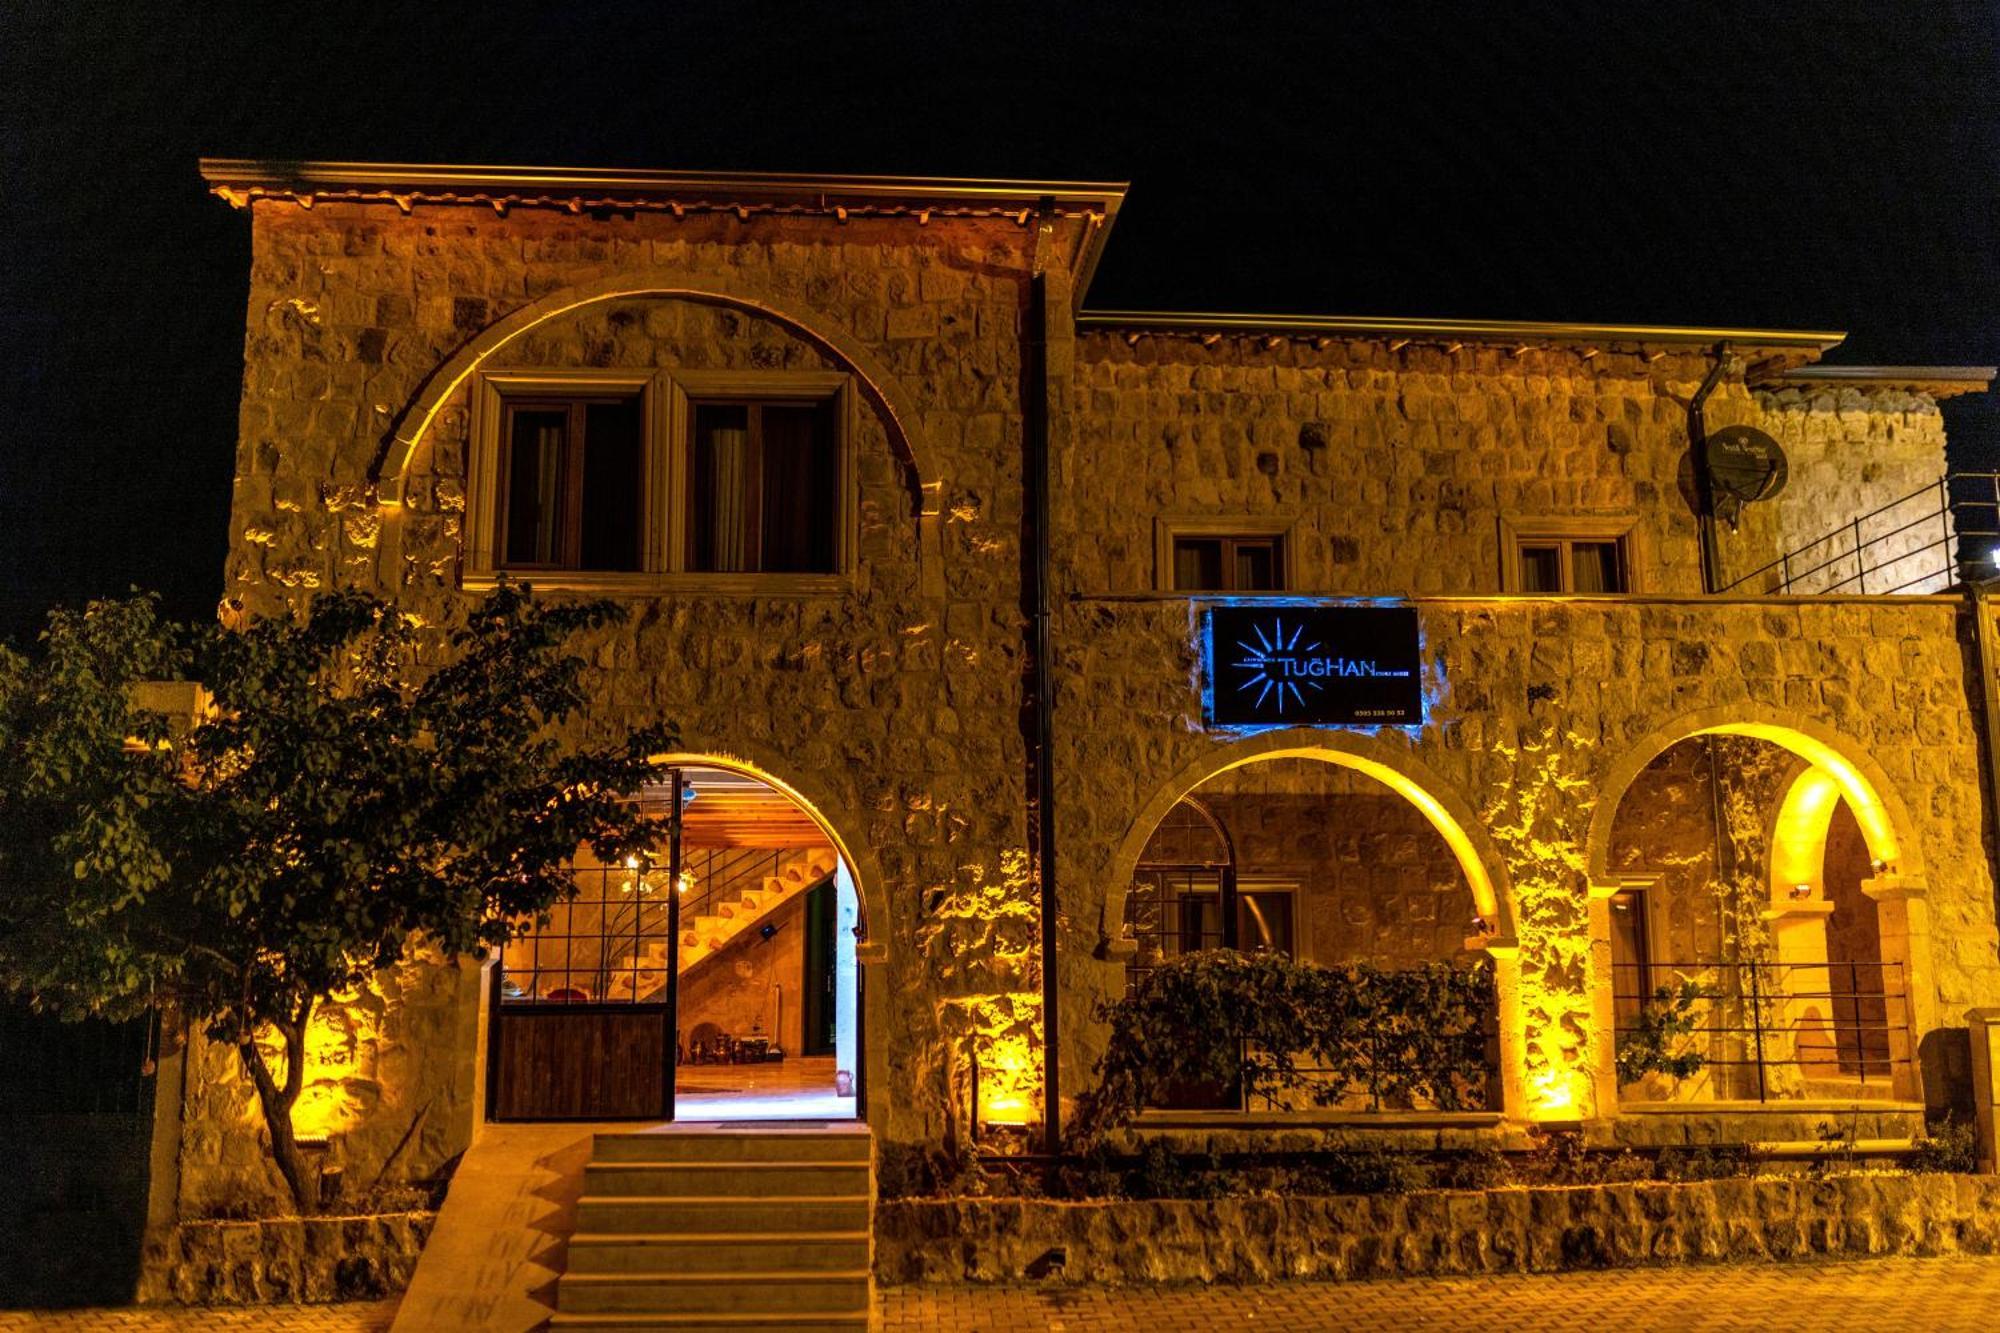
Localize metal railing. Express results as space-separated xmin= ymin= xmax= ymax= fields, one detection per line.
xmin=1717 ymin=471 xmax=2000 ymax=596
xmin=1613 ymin=959 xmax=1910 ymax=1102
xmin=678 ymin=847 xmax=787 ymax=922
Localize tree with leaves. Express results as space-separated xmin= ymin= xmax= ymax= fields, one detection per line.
xmin=0 ymin=584 xmax=671 ymax=1212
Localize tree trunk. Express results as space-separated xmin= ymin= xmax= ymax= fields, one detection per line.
xmin=237 ymin=1001 xmax=315 ymax=1215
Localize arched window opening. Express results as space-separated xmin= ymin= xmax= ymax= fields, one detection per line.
xmin=492 ymin=762 xmax=862 ymax=1122
xmin=1607 ymin=735 xmax=1910 ymax=1104
xmin=1120 ymin=757 xmax=1497 ymax=1114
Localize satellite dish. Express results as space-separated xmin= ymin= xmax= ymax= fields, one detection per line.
xmin=1704 ymin=424 xmax=1787 ymax=528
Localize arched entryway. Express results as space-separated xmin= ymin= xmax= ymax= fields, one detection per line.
xmin=1105 ymin=729 xmax=1524 ymax=1118
xmin=487 ymin=759 xmax=872 ymax=1122
xmin=1587 ymin=710 xmax=1930 ymax=1106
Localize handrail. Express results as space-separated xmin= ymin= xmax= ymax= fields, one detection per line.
xmin=1717 ymin=470 xmax=2000 ymax=596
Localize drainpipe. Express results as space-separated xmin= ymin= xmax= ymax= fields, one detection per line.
xmin=1687 ymin=342 xmax=1731 ymax=594
xmin=1024 ymin=239 xmax=1063 ymax=1154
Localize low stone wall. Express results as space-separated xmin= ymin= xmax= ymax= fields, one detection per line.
xmin=877 ymin=1175 xmax=2000 ymax=1285
xmin=138 ymin=1211 xmax=434 ymax=1304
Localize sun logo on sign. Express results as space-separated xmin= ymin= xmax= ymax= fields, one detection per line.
xmin=1231 ymin=617 xmax=1323 ymax=715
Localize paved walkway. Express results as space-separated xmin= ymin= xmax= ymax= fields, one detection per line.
xmin=11 ymin=1256 xmax=2000 ymax=1330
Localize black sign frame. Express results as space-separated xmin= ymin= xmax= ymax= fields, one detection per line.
xmin=1205 ymin=604 xmax=1422 ymax=727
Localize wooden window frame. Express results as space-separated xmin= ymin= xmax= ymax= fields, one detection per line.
xmin=1154 ymin=516 xmax=1294 ymax=593
xmin=466 ymin=368 xmax=855 ymax=596
xmin=1607 ymin=872 xmax=1666 ymax=1023
xmin=1498 ymin=513 xmax=1644 ymax=594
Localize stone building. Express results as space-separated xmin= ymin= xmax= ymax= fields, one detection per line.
xmin=145 ymin=159 xmax=2000 ymax=1250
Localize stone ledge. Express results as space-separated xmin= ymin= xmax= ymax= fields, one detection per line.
xmin=137 ymin=1211 xmax=434 ymax=1305
xmin=877 ymin=1174 xmax=2000 ymax=1285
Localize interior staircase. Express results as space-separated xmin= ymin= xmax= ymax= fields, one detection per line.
xmin=550 ymin=1124 xmax=873 ymax=1332
xmin=606 ymin=846 xmax=838 ymax=1001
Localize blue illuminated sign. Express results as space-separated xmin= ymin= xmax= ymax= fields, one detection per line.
xmin=1206 ymin=605 xmax=1422 ymax=727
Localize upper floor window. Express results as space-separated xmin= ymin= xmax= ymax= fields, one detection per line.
xmin=1501 ymin=515 xmax=1640 ymax=594
xmin=500 ymin=393 xmax=645 ymax=572
xmin=688 ymin=399 xmax=839 ymax=574
xmin=1158 ymin=519 xmax=1291 ymax=592
xmin=470 ymin=369 xmax=852 ymax=592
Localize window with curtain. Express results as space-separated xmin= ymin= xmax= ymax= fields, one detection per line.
xmin=1170 ymin=534 xmax=1285 ymax=591
xmin=1515 ymin=536 xmax=1627 ymax=593
xmin=499 ymin=394 xmax=644 ymax=571
xmin=689 ymin=399 xmax=838 ymax=574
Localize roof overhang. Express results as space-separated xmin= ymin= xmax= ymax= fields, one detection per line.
xmin=199 ymin=158 xmax=1129 ymax=307
xmin=1079 ymin=309 xmax=1846 ymax=355
xmin=1752 ymin=364 xmax=1996 ymax=400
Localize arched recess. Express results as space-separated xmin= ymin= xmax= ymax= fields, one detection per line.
xmin=1103 ymin=728 xmax=1517 ymax=955
xmin=1583 ymin=704 xmax=1933 ymax=1107
xmin=643 ymin=749 xmax=889 ymax=967
xmin=1100 ymin=727 xmax=1525 ymax=1118
xmin=1583 ymin=706 xmax=1925 ymax=890
xmin=372 ymin=271 xmax=942 ymax=524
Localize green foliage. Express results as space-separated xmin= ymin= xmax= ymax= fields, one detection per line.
xmin=0 ymin=584 xmax=671 ymax=1211
xmin=1910 ymin=1117 xmax=1980 ymax=1174
xmin=1615 ymin=978 xmax=1713 ymax=1084
xmin=1655 ymin=1143 xmax=1755 ymax=1182
xmin=1070 ymin=949 xmax=1497 ymax=1146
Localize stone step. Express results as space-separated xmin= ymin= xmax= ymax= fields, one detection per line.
xmin=575 ymin=1195 xmax=871 ymax=1234
xmin=584 ymin=1161 xmax=869 ymax=1198
xmin=548 ymin=1312 xmax=868 ymax=1332
xmin=565 ymin=1231 xmax=871 ymax=1274
xmin=592 ymin=1129 xmax=871 ymax=1164
xmin=558 ymin=1269 xmax=869 ymax=1316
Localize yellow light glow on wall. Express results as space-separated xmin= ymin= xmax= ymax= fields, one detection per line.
xmin=1769 ymin=766 xmax=1844 ymax=903
xmin=977 ymin=1040 xmax=1039 ymax=1128
xmin=1209 ymin=749 xmax=1502 ymax=928
xmin=1699 ymin=724 xmax=1899 ymax=868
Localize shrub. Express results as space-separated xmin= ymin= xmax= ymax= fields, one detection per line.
xmin=1616 ymin=978 xmax=1713 ymax=1085
xmin=1910 ymin=1117 xmax=1979 ymax=1174
xmin=1654 ymin=1143 xmax=1755 ymax=1182
xmin=1070 ymin=950 xmax=1497 ymax=1145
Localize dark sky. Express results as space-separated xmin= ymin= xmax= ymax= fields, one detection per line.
xmin=3 ymin=1 xmax=1998 ymax=639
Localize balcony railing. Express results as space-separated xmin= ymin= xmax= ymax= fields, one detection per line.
xmin=1613 ymin=959 xmax=1912 ymax=1102
xmin=1716 ymin=472 xmax=2000 ymax=596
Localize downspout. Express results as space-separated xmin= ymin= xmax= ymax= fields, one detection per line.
xmin=1687 ymin=341 xmax=1731 ymax=594
xmin=1024 ymin=221 xmax=1063 ymax=1154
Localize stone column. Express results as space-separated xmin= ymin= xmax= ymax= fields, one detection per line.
xmin=1865 ymin=874 xmax=1935 ymax=1104
xmin=1967 ymin=1009 xmax=2000 ymax=1173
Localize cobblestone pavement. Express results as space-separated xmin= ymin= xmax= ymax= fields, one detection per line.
xmin=881 ymin=1257 xmax=2000 ymax=1331
xmin=11 ymin=1258 xmax=2000 ymax=1331
xmin=0 ymin=1303 xmax=396 ymax=1331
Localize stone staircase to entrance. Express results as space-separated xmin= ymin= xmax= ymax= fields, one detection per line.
xmin=550 ymin=1124 xmax=872 ymax=1332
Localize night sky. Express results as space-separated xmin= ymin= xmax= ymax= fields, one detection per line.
xmin=4 ymin=2 xmax=1997 ymax=640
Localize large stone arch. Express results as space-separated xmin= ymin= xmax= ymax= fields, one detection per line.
xmin=641 ymin=747 xmax=894 ymax=1130
xmin=1099 ymin=726 xmax=1528 ymax=1120
xmin=372 ymin=271 xmax=943 ymax=522
xmin=1582 ymin=703 xmax=1934 ymax=1107
xmin=1103 ymin=727 xmax=1517 ymax=953
xmin=1584 ymin=704 xmax=1926 ymax=890
xmin=642 ymin=747 xmax=889 ymax=966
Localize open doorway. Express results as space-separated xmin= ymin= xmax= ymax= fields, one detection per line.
xmin=488 ymin=763 xmax=860 ymax=1122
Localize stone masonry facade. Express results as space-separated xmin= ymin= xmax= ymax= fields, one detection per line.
xmin=178 ymin=162 xmax=2000 ymax=1218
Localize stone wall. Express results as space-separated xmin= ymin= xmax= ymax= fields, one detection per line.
xmin=1053 ymin=594 xmax=2000 ymax=1122
xmin=172 ymin=959 xmax=481 ymax=1218
xmin=1136 ymin=760 xmax=1476 ymax=969
xmin=204 ymin=186 xmax=1993 ymax=1195
xmin=1721 ymin=387 xmax=1954 ymax=594
xmin=203 ymin=196 xmax=1086 ymax=1199
xmin=1067 ymin=336 xmax=1952 ymax=599
xmin=877 ymin=1174 xmax=2000 ymax=1285
xmin=138 ymin=1212 xmax=432 ymax=1304
xmin=678 ymin=890 xmax=809 ymax=1056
